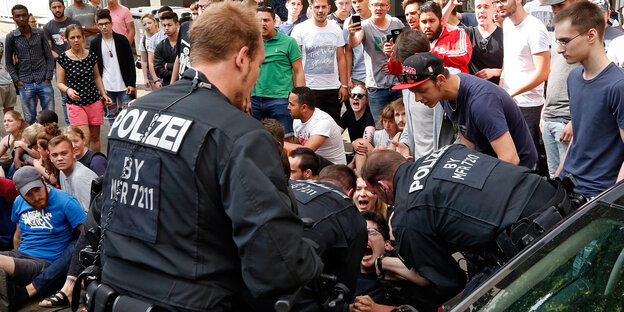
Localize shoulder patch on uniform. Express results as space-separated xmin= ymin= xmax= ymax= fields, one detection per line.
xmin=108 ymin=108 xmax=193 ymax=154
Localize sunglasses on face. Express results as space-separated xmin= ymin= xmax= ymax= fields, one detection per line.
xmin=397 ymin=74 xmax=432 ymax=84
xmin=350 ymin=93 xmax=368 ymax=99
xmin=479 ymin=38 xmax=489 ymax=54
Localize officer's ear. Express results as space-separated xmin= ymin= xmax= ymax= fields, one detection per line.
xmin=234 ymin=46 xmax=251 ymax=71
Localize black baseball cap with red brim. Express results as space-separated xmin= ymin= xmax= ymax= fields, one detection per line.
xmin=392 ymin=52 xmax=445 ymax=90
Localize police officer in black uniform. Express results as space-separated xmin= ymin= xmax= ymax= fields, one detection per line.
xmin=290 ymin=165 xmax=367 ymax=311
xmin=361 ymin=145 xmax=572 ymax=306
xmin=98 ymin=2 xmax=323 ymax=311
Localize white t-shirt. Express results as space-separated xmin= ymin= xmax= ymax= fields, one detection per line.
xmin=523 ymin=0 xmax=554 ymax=32
xmin=101 ymin=37 xmax=127 ymax=92
xmin=607 ymin=35 xmax=624 ymax=66
xmin=291 ymin=20 xmax=345 ymax=90
xmin=402 ymin=89 xmax=434 ymax=158
xmin=293 ymin=108 xmax=347 ymax=164
xmin=502 ymin=16 xmax=550 ymax=107
xmin=373 ymin=129 xmax=393 ymax=147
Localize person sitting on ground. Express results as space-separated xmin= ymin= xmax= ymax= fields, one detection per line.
xmin=36 ymin=110 xmax=59 ymax=126
xmin=0 ymin=167 xmax=85 ymax=311
xmin=0 ymin=111 xmax=28 ymax=178
xmin=0 ymin=178 xmax=19 ymax=252
xmin=48 ymin=136 xmax=98 ymax=212
xmin=289 ymin=147 xmax=322 ymax=180
xmin=63 ymin=126 xmax=107 ymax=176
xmin=262 ymin=118 xmax=291 ymax=178
xmin=285 ymin=86 xmax=347 ymax=165
xmin=353 ymin=177 xmax=387 ymax=216
xmin=13 ymin=123 xmax=44 ymax=169
xmin=338 ymin=82 xmax=376 ymax=145
xmin=352 ymin=104 xmax=401 ymax=173
xmin=33 ymin=123 xmax=62 ymax=188
xmin=392 ymin=99 xmax=406 ymax=134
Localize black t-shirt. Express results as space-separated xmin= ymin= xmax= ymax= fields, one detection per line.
xmin=175 ymin=21 xmax=192 ymax=79
xmin=338 ymin=107 xmax=375 ymax=142
xmin=465 ymin=26 xmax=503 ymax=85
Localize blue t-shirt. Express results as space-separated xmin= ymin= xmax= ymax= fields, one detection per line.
xmin=12 ymin=188 xmax=86 ymax=263
xmin=278 ymin=15 xmax=307 ymax=36
xmin=560 ymin=63 xmax=624 ymax=197
xmin=440 ymin=73 xmax=537 ymax=169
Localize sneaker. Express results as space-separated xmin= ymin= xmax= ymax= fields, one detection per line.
xmin=0 ymin=269 xmax=14 ymax=312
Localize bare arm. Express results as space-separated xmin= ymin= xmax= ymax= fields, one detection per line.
xmin=148 ymin=51 xmax=162 ymax=89
xmin=291 ymin=58 xmax=305 ymax=87
xmin=284 ymin=135 xmax=328 ymax=152
xmin=617 ymin=128 xmax=624 ymax=182
xmin=347 ymin=21 xmax=364 ymax=48
xmin=507 ymin=51 xmax=550 ymax=98
xmin=337 ymin=46 xmax=349 ymax=102
xmin=382 ymin=257 xmax=431 ymax=286
xmin=126 ymin=21 xmax=135 ymax=46
xmin=139 ymin=49 xmax=150 ymax=88
xmin=489 ymin=131 xmax=520 ymax=165
xmin=441 ymin=0 xmax=462 ymax=28
xmin=13 ymin=225 xmax=20 ymax=250
xmin=554 ymin=137 xmax=572 ymax=178
xmin=48 ymin=40 xmax=59 ymax=59
xmin=170 ymin=56 xmax=180 ymax=84
xmin=459 ymin=132 xmax=477 ymax=149
xmin=345 ymin=44 xmax=353 ymax=87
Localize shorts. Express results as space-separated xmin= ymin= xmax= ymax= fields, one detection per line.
xmin=67 ymin=100 xmax=104 ymax=126
xmin=0 ymin=250 xmax=49 ymax=286
xmin=0 ymin=84 xmax=16 ymax=110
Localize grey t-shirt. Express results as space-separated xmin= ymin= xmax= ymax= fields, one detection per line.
xmin=60 ymin=161 xmax=98 ymax=212
xmin=66 ymin=4 xmax=97 ymax=44
xmin=0 ymin=35 xmax=12 ymax=85
xmin=543 ymin=36 xmax=578 ymax=123
xmin=44 ymin=17 xmax=81 ymax=57
xmin=360 ymin=17 xmax=403 ymax=89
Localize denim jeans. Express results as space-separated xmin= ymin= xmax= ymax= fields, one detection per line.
xmin=367 ymin=87 xmax=402 ymax=128
xmin=18 ymin=82 xmax=55 ymax=124
xmin=55 ymin=69 xmax=70 ymax=125
xmin=31 ymin=239 xmax=76 ymax=295
xmin=251 ymin=96 xmax=293 ymax=136
xmin=542 ymin=120 xmax=569 ymax=178
xmin=105 ymin=90 xmax=131 ymax=125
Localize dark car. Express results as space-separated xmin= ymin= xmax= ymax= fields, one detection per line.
xmin=452 ymin=181 xmax=624 ymax=312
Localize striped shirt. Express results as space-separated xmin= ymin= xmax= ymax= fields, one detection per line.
xmin=5 ymin=27 xmax=55 ymax=83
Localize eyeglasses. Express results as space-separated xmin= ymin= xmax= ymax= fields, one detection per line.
xmin=555 ymin=30 xmax=588 ymax=46
xmin=369 ymin=3 xmax=389 ymax=8
xmin=97 ymin=22 xmax=111 ymax=28
xmin=479 ymin=38 xmax=489 ymax=54
xmin=350 ymin=93 xmax=368 ymax=99
xmin=397 ymin=73 xmax=432 ymax=84
xmin=367 ymin=228 xmax=382 ymax=236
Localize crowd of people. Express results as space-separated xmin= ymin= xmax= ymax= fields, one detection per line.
xmin=0 ymin=0 xmax=621 ymax=310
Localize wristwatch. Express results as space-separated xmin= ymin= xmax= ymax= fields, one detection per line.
xmin=376 ymin=254 xmax=386 ymax=278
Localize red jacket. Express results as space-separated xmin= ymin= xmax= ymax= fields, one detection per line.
xmin=388 ymin=27 xmax=473 ymax=75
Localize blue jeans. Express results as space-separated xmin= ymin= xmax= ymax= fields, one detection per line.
xmin=251 ymin=96 xmax=294 ymax=136
xmin=18 ymin=82 xmax=55 ymax=124
xmin=367 ymin=87 xmax=402 ymax=128
xmin=542 ymin=120 xmax=569 ymax=178
xmin=31 ymin=239 xmax=76 ymax=295
xmin=105 ymin=90 xmax=131 ymax=125
xmin=55 ymin=69 xmax=70 ymax=125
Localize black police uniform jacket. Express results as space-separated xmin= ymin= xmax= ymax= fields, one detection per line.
xmin=101 ymin=69 xmax=323 ymax=312
xmin=290 ymin=180 xmax=367 ymax=309
xmin=391 ymin=144 xmax=543 ymax=305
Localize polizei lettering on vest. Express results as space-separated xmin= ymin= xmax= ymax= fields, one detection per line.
xmin=108 ymin=108 xmax=193 ymax=153
xmin=409 ymin=145 xmax=451 ymax=193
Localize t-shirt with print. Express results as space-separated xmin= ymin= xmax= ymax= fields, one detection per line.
xmin=360 ymin=17 xmax=404 ymax=89
xmin=502 ymin=16 xmax=549 ymax=107
xmin=44 ymin=17 xmax=81 ymax=57
xmin=65 ymin=4 xmax=97 ymax=44
xmin=523 ymin=0 xmax=553 ymax=32
xmin=56 ymin=50 xmax=101 ymax=106
xmin=291 ymin=20 xmax=345 ymax=90
xmin=253 ymin=31 xmax=302 ymax=99
xmin=441 ymin=73 xmax=537 ymax=169
xmin=0 ymin=35 xmax=12 ymax=85
xmin=293 ymin=108 xmax=347 ymax=164
xmin=107 ymin=4 xmax=133 ymax=38
xmin=175 ymin=21 xmax=192 ymax=79
xmin=12 ymin=187 xmax=86 ymax=263
xmin=560 ymin=63 xmax=624 ymax=197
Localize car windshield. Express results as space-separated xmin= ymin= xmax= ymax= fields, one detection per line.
xmin=460 ymin=203 xmax=624 ymax=312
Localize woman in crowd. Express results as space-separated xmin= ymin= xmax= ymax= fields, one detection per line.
xmin=0 ymin=111 xmax=27 ymax=177
xmin=353 ymin=177 xmax=387 ymax=217
xmin=33 ymin=123 xmax=62 ymax=188
xmin=56 ymin=24 xmax=112 ymax=152
xmin=353 ymin=105 xmax=401 ymax=173
xmin=64 ymin=126 xmax=107 ymax=176
xmin=139 ymin=14 xmax=160 ymax=91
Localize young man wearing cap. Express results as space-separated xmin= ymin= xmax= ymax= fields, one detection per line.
xmin=0 ymin=167 xmax=85 ymax=295
xmin=554 ymin=1 xmax=624 ymax=198
xmin=394 ymin=52 xmax=537 ymax=169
